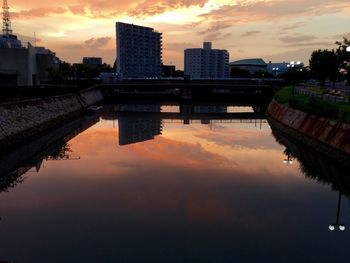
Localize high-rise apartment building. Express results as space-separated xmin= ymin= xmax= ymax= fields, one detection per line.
xmin=116 ymin=22 xmax=162 ymax=79
xmin=184 ymin=42 xmax=229 ymax=79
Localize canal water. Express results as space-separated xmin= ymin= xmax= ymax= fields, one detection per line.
xmin=0 ymin=104 xmax=349 ymax=263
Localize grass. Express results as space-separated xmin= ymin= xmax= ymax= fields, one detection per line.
xmin=275 ymin=86 xmax=350 ymax=123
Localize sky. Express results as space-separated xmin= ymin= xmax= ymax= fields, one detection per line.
xmin=7 ymin=0 xmax=350 ymax=69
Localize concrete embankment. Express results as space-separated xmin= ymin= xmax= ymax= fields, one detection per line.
xmin=267 ymin=99 xmax=350 ymax=160
xmin=0 ymin=87 xmax=104 ymax=152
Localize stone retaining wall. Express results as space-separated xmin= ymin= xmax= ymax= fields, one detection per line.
xmin=0 ymin=88 xmax=104 ymax=151
xmin=267 ymin=99 xmax=350 ymax=155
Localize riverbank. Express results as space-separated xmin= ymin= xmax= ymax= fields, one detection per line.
xmin=274 ymin=86 xmax=350 ymax=123
xmin=267 ymin=99 xmax=350 ymax=164
xmin=0 ymin=87 xmax=104 ymax=152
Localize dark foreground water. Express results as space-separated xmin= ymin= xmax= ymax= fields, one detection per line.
xmin=0 ymin=104 xmax=349 ymax=263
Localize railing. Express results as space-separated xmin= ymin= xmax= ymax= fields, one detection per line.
xmin=295 ymin=87 xmax=350 ymax=104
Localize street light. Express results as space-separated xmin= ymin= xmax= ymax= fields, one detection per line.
xmin=346 ymin=46 xmax=350 ymax=52
xmin=283 ymin=153 xmax=294 ymax=165
xmin=272 ymin=67 xmax=279 ymax=77
xmin=329 ymin=192 xmax=346 ymax=232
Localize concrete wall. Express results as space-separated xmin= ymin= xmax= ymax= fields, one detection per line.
xmin=79 ymin=88 xmax=105 ymax=107
xmin=267 ymin=99 xmax=350 ymax=155
xmin=0 ymin=88 xmax=104 ymax=151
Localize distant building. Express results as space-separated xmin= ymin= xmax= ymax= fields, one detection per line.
xmin=0 ymin=42 xmax=39 ymax=86
xmin=0 ymin=0 xmax=59 ymax=86
xmin=267 ymin=61 xmax=304 ymax=75
xmin=0 ymin=43 xmax=60 ymax=86
xmin=230 ymin=58 xmax=267 ymax=74
xmin=83 ymin=57 xmax=103 ymax=67
xmin=35 ymin=47 xmax=60 ymax=82
xmin=184 ymin=42 xmax=230 ymax=79
xmin=116 ymin=22 xmax=162 ymax=79
xmin=162 ymin=65 xmax=176 ymax=78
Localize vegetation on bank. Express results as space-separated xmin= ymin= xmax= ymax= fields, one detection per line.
xmin=274 ymin=86 xmax=350 ymax=123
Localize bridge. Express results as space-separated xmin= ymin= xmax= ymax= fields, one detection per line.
xmin=103 ymin=78 xmax=285 ymax=101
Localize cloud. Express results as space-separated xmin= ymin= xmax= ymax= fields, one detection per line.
xmin=277 ymin=35 xmax=334 ymax=48
xmin=199 ymin=21 xmax=233 ymax=34
xmin=11 ymin=0 xmax=208 ymax=19
xmin=241 ymin=30 xmax=261 ymax=37
xmin=281 ymin=41 xmax=334 ymax=48
xmin=84 ymin=37 xmax=112 ymax=49
xmin=128 ymin=0 xmax=207 ymax=17
xmin=281 ymin=21 xmax=308 ymax=31
xmin=331 ymin=32 xmax=350 ymax=39
xmin=279 ymin=35 xmax=318 ymax=43
xmin=165 ymin=42 xmax=196 ymax=51
xmin=12 ymin=7 xmax=67 ymax=18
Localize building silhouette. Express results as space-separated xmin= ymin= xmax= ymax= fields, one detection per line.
xmin=83 ymin=57 xmax=103 ymax=67
xmin=0 ymin=1 xmax=59 ymax=86
xmin=184 ymin=42 xmax=229 ymax=79
xmin=116 ymin=22 xmax=162 ymax=79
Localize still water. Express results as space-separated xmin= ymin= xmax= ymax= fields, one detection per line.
xmin=0 ymin=104 xmax=349 ymax=263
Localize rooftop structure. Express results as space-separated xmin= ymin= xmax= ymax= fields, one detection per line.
xmin=230 ymin=58 xmax=267 ymax=74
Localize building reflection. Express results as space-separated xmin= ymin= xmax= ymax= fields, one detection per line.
xmin=102 ymin=103 xmax=266 ymax=146
xmin=116 ymin=104 xmax=163 ymax=145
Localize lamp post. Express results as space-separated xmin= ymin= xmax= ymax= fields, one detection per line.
xmin=347 ymin=46 xmax=350 ymax=103
xmin=272 ymin=67 xmax=279 ymax=77
xmin=329 ymin=191 xmax=346 ymax=231
xmin=283 ymin=152 xmax=294 ymax=165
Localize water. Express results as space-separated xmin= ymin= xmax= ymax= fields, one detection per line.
xmin=0 ymin=103 xmax=349 ymax=263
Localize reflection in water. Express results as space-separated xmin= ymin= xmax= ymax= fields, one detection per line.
xmin=0 ymin=103 xmax=349 ymax=262
xmin=329 ymin=192 xmax=346 ymax=231
xmin=0 ymin=114 xmax=99 ymax=190
xmin=270 ymin=122 xmax=350 ymax=232
xmin=105 ymin=103 xmax=266 ymax=146
xmin=270 ymin=123 xmax=350 ymax=196
xmin=118 ymin=104 xmax=163 ymax=145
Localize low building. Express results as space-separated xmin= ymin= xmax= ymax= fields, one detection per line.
xmin=230 ymin=58 xmax=267 ymax=74
xmin=184 ymin=42 xmax=230 ymax=79
xmin=0 ymin=42 xmax=60 ymax=86
xmin=0 ymin=42 xmax=39 ymax=86
xmin=35 ymin=47 xmax=60 ymax=82
xmin=162 ymin=65 xmax=176 ymax=78
xmin=83 ymin=57 xmax=103 ymax=67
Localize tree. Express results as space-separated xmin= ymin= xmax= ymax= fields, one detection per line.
xmin=253 ymin=70 xmax=274 ymax=78
xmin=230 ymin=68 xmax=251 ymax=78
xmin=335 ymin=37 xmax=350 ymax=84
xmin=281 ymin=66 xmax=310 ymax=84
xmin=309 ymin=49 xmax=339 ymax=86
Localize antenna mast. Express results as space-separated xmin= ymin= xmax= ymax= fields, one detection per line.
xmin=2 ymin=0 xmax=13 ymax=35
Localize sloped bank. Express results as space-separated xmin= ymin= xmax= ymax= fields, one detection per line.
xmin=266 ymin=99 xmax=350 ymax=163
xmin=0 ymin=87 xmax=104 ymax=152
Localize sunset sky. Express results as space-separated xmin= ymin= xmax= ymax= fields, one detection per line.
xmin=8 ymin=0 xmax=350 ymax=69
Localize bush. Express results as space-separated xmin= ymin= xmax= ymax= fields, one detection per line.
xmin=275 ymin=87 xmax=350 ymax=123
